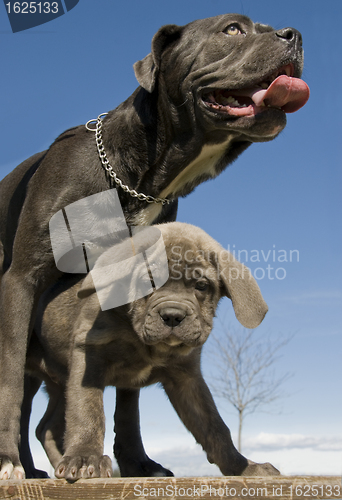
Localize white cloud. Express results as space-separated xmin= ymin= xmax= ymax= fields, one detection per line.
xmin=247 ymin=448 xmax=342 ymax=476
xmin=244 ymin=432 xmax=342 ymax=452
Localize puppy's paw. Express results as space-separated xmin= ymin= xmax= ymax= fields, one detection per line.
xmin=119 ymin=456 xmax=174 ymax=477
xmin=241 ymin=460 xmax=280 ymax=476
xmin=0 ymin=455 xmax=25 ymax=480
xmin=55 ymin=454 xmax=113 ymax=480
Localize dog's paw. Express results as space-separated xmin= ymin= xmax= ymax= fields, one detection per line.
xmin=25 ymin=467 xmax=50 ymax=479
xmin=118 ymin=457 xmax=174 ymax=477
xmin=55 ymin=454 xmax=113 ymax=480
xmin=241 ymin=460 xmax=280 ymax=476
xmin=0 ymin=455 xmax=25 ymax=480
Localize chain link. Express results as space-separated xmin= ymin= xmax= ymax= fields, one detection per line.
xmin=86 ymin=113 xmax=170 ymax=206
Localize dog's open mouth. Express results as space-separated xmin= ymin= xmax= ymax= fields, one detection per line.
xmin=202 ymin=64 xmax=309 ymax=117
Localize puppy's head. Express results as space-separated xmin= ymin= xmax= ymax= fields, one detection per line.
xmin=78 ymin=223 xmax=267 ymax=353
xmin=130 ymin=222 xmax=267 ymax=350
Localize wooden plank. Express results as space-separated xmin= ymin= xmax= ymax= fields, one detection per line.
xmin=0 ymin=476 xmax=341 ymax=500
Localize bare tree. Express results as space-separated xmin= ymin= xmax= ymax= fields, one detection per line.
xmin=206 ymin=316 xmax=293 ymax=452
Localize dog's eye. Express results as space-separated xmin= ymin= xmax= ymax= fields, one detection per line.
xmin=195 ymin=281 xmax=209 ymax=292
xmin=224 ymin=24 xmax=243 ymax=36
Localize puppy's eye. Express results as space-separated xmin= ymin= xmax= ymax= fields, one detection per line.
xmin=195 ymin=281 xmax=209 ymax=292
xmin=224 ymin=24 xmax=243 ymax=36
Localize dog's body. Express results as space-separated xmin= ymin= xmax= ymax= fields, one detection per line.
xmin=0 ymin=14 xmax=308 ymax=479
xmin=24 ymin=222 xmax=279 ymax=479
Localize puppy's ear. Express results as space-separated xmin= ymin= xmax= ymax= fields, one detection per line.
xmin=133 ymin=24 xmax=182 ymax=93
xmin=217 ymin=251 xmax=268 ymax=329
xmin=77 ymin=273 xmax=96 ymax=299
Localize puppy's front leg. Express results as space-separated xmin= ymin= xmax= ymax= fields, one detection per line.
xmin=162 ymin=358 xmax=279 ymax=476
xmin=55 ymin=347 xmax=112 ymax=480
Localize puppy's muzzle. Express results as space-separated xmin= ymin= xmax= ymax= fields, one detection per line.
xmin=142 ymin=299 xmax=198 ymax=344
xmin=159 ymin=307 xmax=187 ymax=328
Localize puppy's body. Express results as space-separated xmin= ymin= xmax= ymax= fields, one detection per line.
xmin=24 ymin=222 xmax=278 ymax=479
xmin=0 ymin=14 xmax=308 ymax=478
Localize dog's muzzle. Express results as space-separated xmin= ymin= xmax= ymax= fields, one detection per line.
xmin=201 ymin=65 xmax=309 ymax=117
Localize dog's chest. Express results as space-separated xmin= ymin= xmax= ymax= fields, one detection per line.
xmin=161 ymin=139 xmax=233 ymax=198
xmin=133 ymin=139 xmax=232 ymax=225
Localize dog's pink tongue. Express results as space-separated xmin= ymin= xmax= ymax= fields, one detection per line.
xmin=251 ymin=75 xmax=310 ymax=113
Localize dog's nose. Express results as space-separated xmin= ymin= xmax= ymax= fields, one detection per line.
xmin=275 ymin=27 xmax=302 ymax=47
xmin=159 ymin=307 xmax=186 ymax=328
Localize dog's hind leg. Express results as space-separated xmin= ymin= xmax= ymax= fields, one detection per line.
xmin=19 ymin=375 xmax=49 ymax=478
xmin=114 ymin=388 xmax=173 ymax=477
xmin=0 ymin=216 xmax=61 ymax=479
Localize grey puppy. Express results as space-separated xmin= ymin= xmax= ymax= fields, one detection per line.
xmin=23 ymin=222 xmax=279 ymax=480
xmin=0 ymin=13 xmax=308 ymax=479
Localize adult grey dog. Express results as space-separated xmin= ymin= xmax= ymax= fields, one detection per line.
xmin=23 ymin=222 xmax=278 ymax=479
xmin=0 ymin=13 xmax=309 ymax=479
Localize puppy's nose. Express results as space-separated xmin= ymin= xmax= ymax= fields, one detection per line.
xmin=159 ymin=307 xmax=186 ymax=328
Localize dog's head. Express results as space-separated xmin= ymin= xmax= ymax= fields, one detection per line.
xmin=134 ymin=14 xmax=309 ymax=142
xmin=78 ymin=222 xmax=267 ymax=353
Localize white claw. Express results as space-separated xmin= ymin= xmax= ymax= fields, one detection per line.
xmin=13 ymin=466 xmax=25 ymax=480
xmin=0 ymin=464 xmax=25 ymax=480
xmin=0 ymin=463 xmax=13 ymax=480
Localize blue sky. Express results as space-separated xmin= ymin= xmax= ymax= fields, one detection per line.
xmin=1 ymin=0 xmax=341 ymax=477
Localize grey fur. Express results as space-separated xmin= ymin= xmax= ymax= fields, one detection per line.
xmin=23 ymin=222 xmax=278 ymax=479
xmin=0 ymin=13 xmax=303 ymax=478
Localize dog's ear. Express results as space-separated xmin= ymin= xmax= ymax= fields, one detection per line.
xmin=77 ymin=273 xmax=96 ymax=299
xmin=133 ymin=24 xmax=182 ymax=93
xmin=216 ymin=250 xmax=268 ymax=329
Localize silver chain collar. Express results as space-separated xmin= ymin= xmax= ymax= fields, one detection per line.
xmin=85 ymin=113 xmax=170 ymax=205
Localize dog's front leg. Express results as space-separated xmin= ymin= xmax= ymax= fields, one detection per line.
xmin=114 ymin=388 xmax=173 ymax=477
xmin=55 ymin=347 xmax=112 ymax=480
xmin=162 ymin=365 xmax=279 ymax=476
